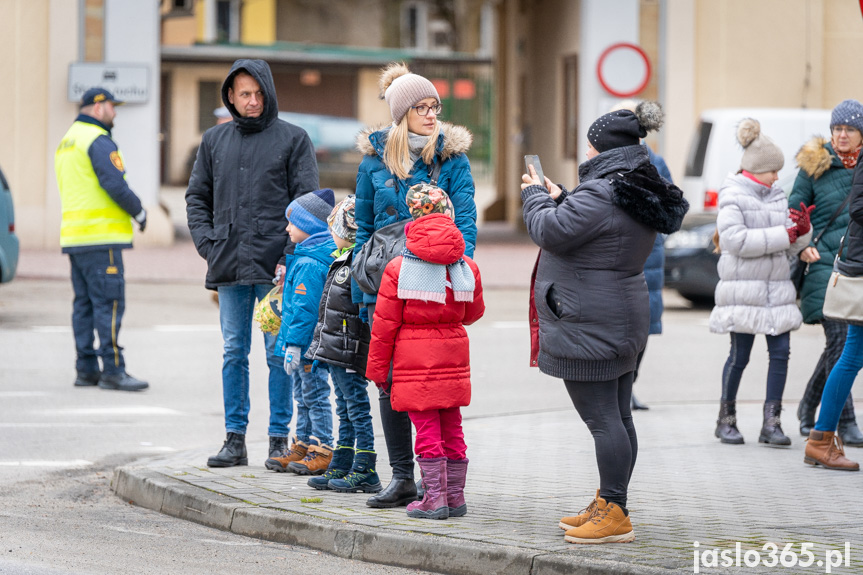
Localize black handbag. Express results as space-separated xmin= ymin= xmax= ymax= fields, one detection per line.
xmin=790 ymin=194 xmax=851 ymax=296
xmin=351 ymin=161 xmax=442 ymax=295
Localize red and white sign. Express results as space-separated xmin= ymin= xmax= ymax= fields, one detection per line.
xmin=596 ymin=42 xmax=651 ymax=98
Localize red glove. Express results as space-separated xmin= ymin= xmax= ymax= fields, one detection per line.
xmin=789 ymin=202 xmax=815 ymax=236
xmin=787 ymin=226 xmax=799 ymax=244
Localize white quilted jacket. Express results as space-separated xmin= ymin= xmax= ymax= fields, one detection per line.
xmin=709 ymin=173 xmax=810 ymax=335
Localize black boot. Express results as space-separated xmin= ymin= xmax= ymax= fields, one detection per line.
xmin=797 ymin=402 xmax=815 ymax=437
xmin=365 ymin=477 xmax=417 ymax=508
xmin=715 ymin=401 xmax=744 ymax=444
xmin=74 ymin=371 xmax=100 ymax=387
xmin=207 ymin=432 xmax=248 ymax=467
xmin=99 ymin=372 xmax=148 ymax=391
xmin=631 ymin=393 xmax=649 ymax=411
xmin=838 ymin=420 xmax=863 ymax=447
xmin=268 ymin=436 xmax=288 ymax=460
xmin=758 ymin=400 xmax=791 ymax=447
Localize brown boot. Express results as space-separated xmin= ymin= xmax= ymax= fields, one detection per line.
xmin=804 ymin=430 xmax=860 ymax=471
xmin=559 ymin=489 xmax=599 ymax=530
xmin=564 ymin=496 xmax=635 ymax=544
xmin=288 ymin=437 xmax=333 ymax=475
xmin=264 ymin=437 xmax=308 ymax=472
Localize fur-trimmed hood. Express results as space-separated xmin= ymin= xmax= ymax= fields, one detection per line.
xmin=796 ymin=137 xmax=842 ymax=180
xmin=355 ymin=122 xmax=472 ymax=161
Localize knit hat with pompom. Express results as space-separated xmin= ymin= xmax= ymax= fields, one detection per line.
xmin=379 ymin=62 xmax=440 ymax=125
xmin=587 ymin=101 xmax=664 ymax=153
xmin=737 ymin=118 xmax=785 ymax=173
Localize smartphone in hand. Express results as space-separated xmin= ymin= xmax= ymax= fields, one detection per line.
xmin=524 ymin=155 xmax=546 ymax=188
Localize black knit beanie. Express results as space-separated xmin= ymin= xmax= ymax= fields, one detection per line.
xmin=587 ymin=110 xmax=646 ymax=153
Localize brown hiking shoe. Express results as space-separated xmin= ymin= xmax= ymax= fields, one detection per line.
xmin=564 ymin=496 xmax=635 ymax=544
xmin=288 ymin=438 xmax=333 ymax=475
xmin=804 ymin=430 xmax=860 ymax=471
xmin=265 ymin=438 xmax=308 ymax=472
xmin=559 ymin=489 xmax=599 ymax=530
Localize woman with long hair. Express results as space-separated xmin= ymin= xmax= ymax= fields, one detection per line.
xmin=353 ymin=62 xmax=477 ymax=508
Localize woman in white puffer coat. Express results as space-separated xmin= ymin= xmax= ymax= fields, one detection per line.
xmin=710 ymin=118 xmax=813 ymax=447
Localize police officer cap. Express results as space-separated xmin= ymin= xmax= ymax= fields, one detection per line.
xmin=79 ymin=87 xmax=124 ymax=109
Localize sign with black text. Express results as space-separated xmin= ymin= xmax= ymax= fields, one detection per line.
xmin=67 ymin=63 xmax=150 ymax=104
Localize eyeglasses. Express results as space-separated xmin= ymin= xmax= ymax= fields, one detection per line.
xmin=411 ymin=103 xmax=442 ymax=116
xmin=832 ymin=126 xmax=860 ymax=136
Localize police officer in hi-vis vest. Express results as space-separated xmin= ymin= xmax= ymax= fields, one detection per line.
xmin=55 ymin=87 xmax=149 ymax=391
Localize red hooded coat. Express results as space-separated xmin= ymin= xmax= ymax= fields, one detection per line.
xmin=366 ymin=214 xmax=485 ymax=412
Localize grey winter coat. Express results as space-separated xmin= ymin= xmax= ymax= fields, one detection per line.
xmin=186 ymin=59 xmax=319 ymax=289
xmin=523 ymin=145 xmax=688 ymax=382
xmin=709 ymin=173 xmax=811 ymax=335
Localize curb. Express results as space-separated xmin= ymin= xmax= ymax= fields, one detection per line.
xmin=112 ymin=465 xmax=671 ymax=575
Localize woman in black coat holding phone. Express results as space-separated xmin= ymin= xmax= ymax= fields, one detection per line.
xmin=521 ymin=102 xmax=688 ymax=544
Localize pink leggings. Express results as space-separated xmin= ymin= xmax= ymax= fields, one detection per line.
xmin=408 ymin=407 xmax=467 ymax=460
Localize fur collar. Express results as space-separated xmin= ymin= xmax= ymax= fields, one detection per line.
xmin=610 ymin=162 xmax=690 ymax=234
xmin=796 ymin=137 xmax=840 ymax=180
xmin=355 ymin=122 xmax=472 ymax=160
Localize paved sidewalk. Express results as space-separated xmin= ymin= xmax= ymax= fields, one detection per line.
xmin=113 ymin=403 xmax=863 ymax=575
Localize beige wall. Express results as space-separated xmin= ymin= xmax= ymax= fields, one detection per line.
xmin=275 ymin=0 xmax=384 ymax=46
xmin=163 ymin=63 xmax=232 ymax=184
xmin=357 ymin=68 xmax=393 ymax=128
xmin=0 ymin=0 xmax=77 ymax=248
xmin=162 ymin=13 xmax=198 ymax=46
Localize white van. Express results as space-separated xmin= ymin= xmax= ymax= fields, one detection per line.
xmin=682 ymin=108 xmax=831 ymax=212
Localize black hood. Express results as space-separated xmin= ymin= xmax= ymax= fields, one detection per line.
xmin=221 ymin=59 xmax=279 ymax=134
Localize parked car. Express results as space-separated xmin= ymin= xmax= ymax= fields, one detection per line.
xmin=0 ymin=164 xmax=19 ymax=283
xmin=278 ymin=112 xmax=366 ymax=190
xmin=665 ymin=169 xmax=799 ymax=305
xmin=682 ymin=108 xmax=830 ymax=213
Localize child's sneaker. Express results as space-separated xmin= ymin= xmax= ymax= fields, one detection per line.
xmin=307 ymin=445 xmax=354 ymax=489
xmin=264 ymin=437 xmax=307 ymax=472
xmin=328 ymin=451 xmax=382 ymax=493
xmin=288 ymin=437 xmax=333 ymax=475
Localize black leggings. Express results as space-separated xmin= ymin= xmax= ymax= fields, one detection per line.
xmin=565 ymin=372 xmax=637 ymax=509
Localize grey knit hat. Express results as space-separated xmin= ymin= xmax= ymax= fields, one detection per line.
xmin=379 ymin=62 xmax=440 ymax=125
xmin=737 ymin=118 xmax=784 ymax=173
xmin=830 ymin=99 xmax=863 ymax=133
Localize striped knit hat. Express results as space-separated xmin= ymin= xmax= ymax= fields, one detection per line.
xmin=285 ymin=188 xmax=336 ymax=236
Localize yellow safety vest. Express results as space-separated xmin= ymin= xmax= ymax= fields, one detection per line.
xmin=55 ymin=121 xmax=134 ymax=248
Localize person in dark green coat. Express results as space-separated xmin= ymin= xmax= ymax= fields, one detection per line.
xmin=789 ymin=99 xmax=863 ymax=445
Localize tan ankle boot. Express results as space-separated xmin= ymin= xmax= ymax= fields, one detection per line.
xmin=564 ymin=496 xmax=635 ymax=544
xmin=559 ymin=489 xmax=599 ymax=530
xmin=804 ymin=430 xmax=860 ymax=471
xmin=264 ymin=438 xmax=308 ymax=472
xmin=288 ymin=437 xmax=334 ymax=475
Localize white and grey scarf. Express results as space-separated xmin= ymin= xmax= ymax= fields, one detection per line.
xmin=397 ymin=247 xmax=475 ymax=304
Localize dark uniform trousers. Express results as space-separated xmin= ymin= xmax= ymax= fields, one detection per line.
xmin=69 ymin=248 xmax=126 ymax=376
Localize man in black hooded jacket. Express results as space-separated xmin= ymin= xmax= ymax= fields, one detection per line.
xmin=186 ymin=59 xmax=319 ymax=468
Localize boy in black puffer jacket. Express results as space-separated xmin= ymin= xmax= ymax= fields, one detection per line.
xmin=304 ymin=195 xmax=381 ymax=493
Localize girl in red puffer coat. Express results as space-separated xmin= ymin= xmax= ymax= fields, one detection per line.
xmin=366 ymin=183 xmax=485 ymax=520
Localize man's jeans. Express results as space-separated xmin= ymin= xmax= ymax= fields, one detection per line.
xmin=329 ymin=364 xmax=375 ymax=451
xmin=69 ymin=248 xmax=126 ymax=376
xmin=292 ymin=359 xmax=333 ymax=446
xmin=218 ymin=284 xmax=291 ymax=437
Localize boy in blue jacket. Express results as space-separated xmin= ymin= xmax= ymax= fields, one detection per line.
xmin=267 ymin=188 xmax=336 ymax=475
xmin=305 ymin=196 xmax=380 ymax=493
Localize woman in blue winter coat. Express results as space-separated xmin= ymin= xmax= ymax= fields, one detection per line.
xmin=352 ymin=62 xmax=478 ymax=509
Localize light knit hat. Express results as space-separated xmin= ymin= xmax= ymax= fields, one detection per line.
xmin=830 ymin=99 xmax=863 ymax=133
xmin=327 ymin=195 xmax=357 ymax=243
xmin=285 ymin=188 xmax=336 ymax=236
xmin=737 ymin=118 xmax=784 ymax=173
xmin=379 ymin=62 xmax=440 ymax=125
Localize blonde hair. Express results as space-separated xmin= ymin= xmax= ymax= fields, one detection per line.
xmin=382 ymin=115 xmax=441 ymax=181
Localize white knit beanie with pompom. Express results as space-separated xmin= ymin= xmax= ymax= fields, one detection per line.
xmin=378 ymin=62 xmax=440 ymax=125
xmin=737 ymin=118 xmax=785 ymax=173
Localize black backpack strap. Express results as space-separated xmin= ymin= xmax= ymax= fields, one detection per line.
xmin=428 ymin=160 xmax=442 ymax=186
